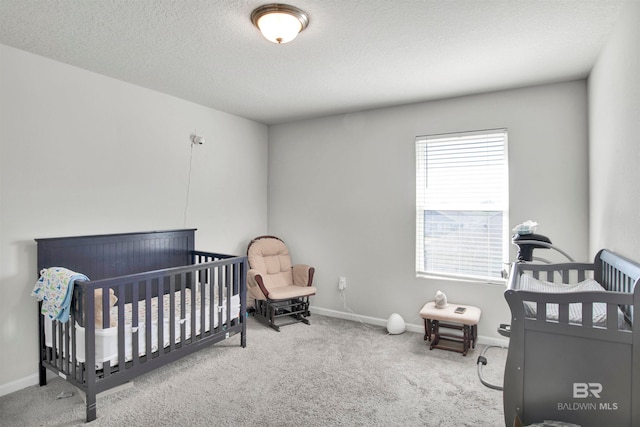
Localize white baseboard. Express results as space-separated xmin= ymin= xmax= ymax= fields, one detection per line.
xmin=0 ymin=373 xmax=38 ymax=398
xmin=311 ymin=306 xmax=388 ymax=327
xmin=310 ymin=305 xmax=509 ymax=348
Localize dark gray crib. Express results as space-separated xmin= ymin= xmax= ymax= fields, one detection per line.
xmin=35 ymin=229 xmax=247 ymax=422
xmin=504 ymin=249 xmax=640 ymax=426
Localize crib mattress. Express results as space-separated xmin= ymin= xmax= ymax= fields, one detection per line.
xmin=45 ymin=289 xmax=240 ymax=368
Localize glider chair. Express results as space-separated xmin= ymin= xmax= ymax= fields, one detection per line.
xmin=247 ymin=235 xmax=316 ymax=331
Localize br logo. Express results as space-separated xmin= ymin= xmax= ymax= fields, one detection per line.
xmin=573 ymin=383 xmax=603 ymax=398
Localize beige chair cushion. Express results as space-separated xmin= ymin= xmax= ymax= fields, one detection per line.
xmin=248 ymin=237 xmax=293 ymax=287
xmin=268 ymin=284 xmax=317 ymax=300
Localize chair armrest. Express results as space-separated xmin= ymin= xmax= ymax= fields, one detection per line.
xmin=292 ymin=264 xmax=315 ymax=287
xmin=247 ymin=269 xmax=260 ymax=289
xmin=247 ymin=269 xmax=269 ymax=299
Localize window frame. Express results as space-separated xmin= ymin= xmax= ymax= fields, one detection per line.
xmin=415 ymin=128 xmax=509 ymax=284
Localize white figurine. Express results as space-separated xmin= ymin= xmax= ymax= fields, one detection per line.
xmin=435 ymin=290 xmax=448 ymax=309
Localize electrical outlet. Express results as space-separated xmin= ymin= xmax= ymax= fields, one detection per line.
xmin=338 ymin=276 xmax=346 ymax=290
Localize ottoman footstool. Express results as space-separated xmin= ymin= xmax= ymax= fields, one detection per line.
xmin=419 ymin=301 xmax=481 ymax=356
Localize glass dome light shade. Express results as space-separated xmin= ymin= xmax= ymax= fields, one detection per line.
xmin=251 ymin=4 xmax=309 ymax=44
xmin=257 ymin=12 xmax=302 ymax=44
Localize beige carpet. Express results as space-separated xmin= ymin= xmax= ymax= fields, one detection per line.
xmin=0 ymin=314 xmax=506 ymax=426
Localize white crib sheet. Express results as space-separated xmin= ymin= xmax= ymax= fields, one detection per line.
xmin=44 ymin=288 xmax=240 ymax=369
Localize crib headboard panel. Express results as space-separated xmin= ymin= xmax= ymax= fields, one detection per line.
xmin=596 ymin=249 xmax=640 ymax=293
xmin=35 ymin=229 xmax=196 ymax=280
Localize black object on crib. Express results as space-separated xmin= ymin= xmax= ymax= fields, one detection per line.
xmin=512 ymin=233 xmax=552 ymax=261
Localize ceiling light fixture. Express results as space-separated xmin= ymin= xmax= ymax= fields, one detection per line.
xmin=250 ymin=3 xmax=309 ymax=44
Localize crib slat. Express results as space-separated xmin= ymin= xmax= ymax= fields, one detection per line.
xmin=180 ymin=273 xmax=186 ymax=343
xmin=117 ymin=283 xmax=125 ymax=371
xmin=558 ymin=303 xmax=569 ymax=324
xmin=582 ymin=302 xmax=593 ymax=327
xmin=63 ymin=318 xmax=71 ymax=374
xmin=50 ymin=320 xmax=57 ymax=369
xmin=561 ymin=269 xmax=569 ymax=284
xmin=169 ymin=275 xmax=176 ymax=352
xmin=145 ymin=279 xmax=152 ymax=361
xmin=208 ymin=265 xmax=215 ymax=335
xmin=189 ymin=271 xmax=197 ymax=343
xmin=218 ymin=265 xmax=224 ymax=331
xmin=71 ymin=310 xmax=78 ymax=380
xmin=225 ymin=264 xmax=232 ymax=328
xmin=227 ymin=262 xmax=233 ymax=328
xmin=157 ymin=277 xmax=165 ymax=356
xmin=198 ymin=267 xmax=206 ymax=337
xmin=537 ymin=301 xmax=546 ymax=321
xmin=197 ymin=268 xmax=203 ymax=337
xmin=132 ymin=282 xmax=139 ymax=366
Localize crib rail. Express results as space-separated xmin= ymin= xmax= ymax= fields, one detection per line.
xmin=507 ymin=261 xmax=595 ymax=285
xmin=509 ymin=253 xmax=638 ymax=329
xmin=38 ymin=250 xmax=246 ymax=422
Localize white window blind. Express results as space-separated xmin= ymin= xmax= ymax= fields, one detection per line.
xmin=416 ymin=129 xmax=509 ymax=281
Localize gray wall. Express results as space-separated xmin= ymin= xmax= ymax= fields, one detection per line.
xmin=588 ymin=0 xmax=640 ymax=257
xmin=0 ymin=44 xmax=268 ymax=393
xmin=268 ymin=81 xmax=590 ymax=342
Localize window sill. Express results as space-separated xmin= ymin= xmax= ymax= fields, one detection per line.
xmin=416 ymin=272 xmax=507 ymax=286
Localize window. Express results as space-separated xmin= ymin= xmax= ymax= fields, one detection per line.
xmin=415 ymin=129 xmax=508 ymax=282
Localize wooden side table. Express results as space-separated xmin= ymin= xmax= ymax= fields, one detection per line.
xmin=419 ymin=301 xmax=481 ymax=356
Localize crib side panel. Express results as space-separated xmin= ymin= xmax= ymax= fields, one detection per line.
xmin=523 ymin=330 xmax=631 ymax=425
xmin=82 ymin=255 xmax=247 ymax=387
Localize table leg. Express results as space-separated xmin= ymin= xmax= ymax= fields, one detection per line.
xmin=429 ymin=320 xmax=440 ymax=350
xmin=462 ymin=325 xmax=470 ymax=356
xmin=471 ymin=324 xmax=477 ymax=348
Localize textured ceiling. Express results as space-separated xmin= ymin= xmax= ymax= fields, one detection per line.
xmin=0 ymin=0 xmax=626 ymax=125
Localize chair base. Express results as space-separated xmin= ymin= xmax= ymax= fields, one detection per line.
xmin=254 ymin=297 xmax=311 ymax=332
